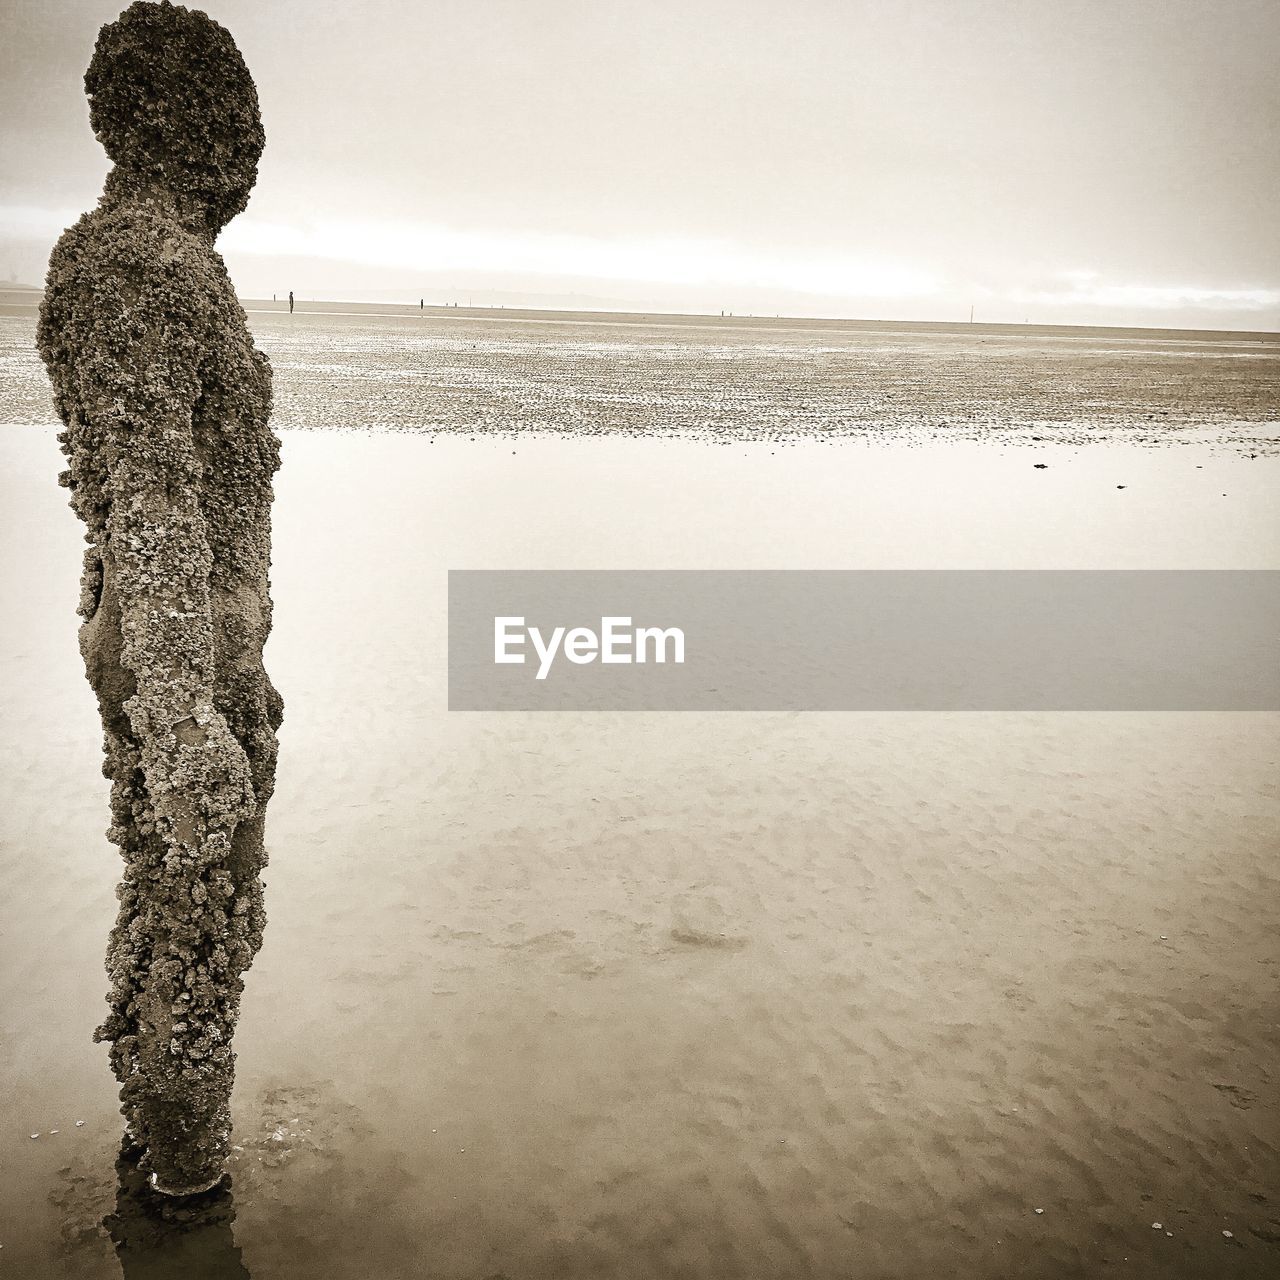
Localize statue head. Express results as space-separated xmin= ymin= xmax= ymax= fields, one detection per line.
xmin=87 ymin=1 xmax=264 ymax=233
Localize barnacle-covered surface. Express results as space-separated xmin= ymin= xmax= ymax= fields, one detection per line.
xmin=35 ymin=0 xmax=280 ymax=1195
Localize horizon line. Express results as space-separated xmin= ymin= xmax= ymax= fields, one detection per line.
xmin=2 ymin=283 xmax=1278 ymax=339
xmin=223 ymin=295 xmax=1280 ymax=339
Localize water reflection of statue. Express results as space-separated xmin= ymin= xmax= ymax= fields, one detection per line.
xmin=105 ymin=1139 xmax=251 ymax=1279
xmin=38 ymin=1 xmax=282 ymax=1195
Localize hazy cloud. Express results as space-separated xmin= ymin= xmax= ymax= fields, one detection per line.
xmin=2 ymin=0 xmax=1276 ymax=328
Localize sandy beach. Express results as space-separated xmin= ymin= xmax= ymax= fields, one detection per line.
xmin=2 ymin=308 xmax=1278 ymax=1278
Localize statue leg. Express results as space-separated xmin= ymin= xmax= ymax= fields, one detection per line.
xmin=82 ymin=558 xmax=238 ymax=1195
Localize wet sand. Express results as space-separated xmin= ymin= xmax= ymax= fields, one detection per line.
xmin=1 ymin=307 xmax=1278 ymax=447
xmin=1 ymin=310 xmax=1278 ymax=1278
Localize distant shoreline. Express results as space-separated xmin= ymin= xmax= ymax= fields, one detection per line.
xmin=2 ymin=285 xmax=1277 ymax=344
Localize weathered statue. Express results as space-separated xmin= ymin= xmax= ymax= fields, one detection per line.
xmin=37 ymin=1 xmax=282 ymax=1195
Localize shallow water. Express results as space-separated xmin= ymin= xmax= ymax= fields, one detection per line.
xmin=3 ymin=305 xmax=1280 ymax=1277
xmin=3 ymin=414 xmax=1278 ymax=1277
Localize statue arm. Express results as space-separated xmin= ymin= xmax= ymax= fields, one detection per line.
xmin=80 ymin=237 xmax=256 ymax=863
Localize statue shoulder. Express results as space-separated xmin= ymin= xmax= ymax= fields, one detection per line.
xmin=44 ymin=204 xmax=220 ymax=324
xmin=38 ymin=204 xmax=225 ymax=402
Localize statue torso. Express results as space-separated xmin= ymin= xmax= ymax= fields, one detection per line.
xmin=39 ymin=201 xmax=280 ymax=590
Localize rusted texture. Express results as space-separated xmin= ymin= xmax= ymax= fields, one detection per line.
xmin=37 ymin=1 xmax=281 ymax=1195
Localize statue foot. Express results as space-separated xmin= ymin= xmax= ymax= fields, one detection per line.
xmin=148 ymin=1169 xmax=227 ymax=1197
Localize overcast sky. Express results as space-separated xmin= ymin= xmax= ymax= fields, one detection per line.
xmin=2 ymin=0 xmax=1277 ymax=327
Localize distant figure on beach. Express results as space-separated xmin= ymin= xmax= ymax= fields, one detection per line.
xmin=420 ymin=298 xmax=424 ymax=312
xmin=37 ymin=0 xmax=282 ymax=1197
xmin=288 ymin=289 xmax=294 ymax=314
